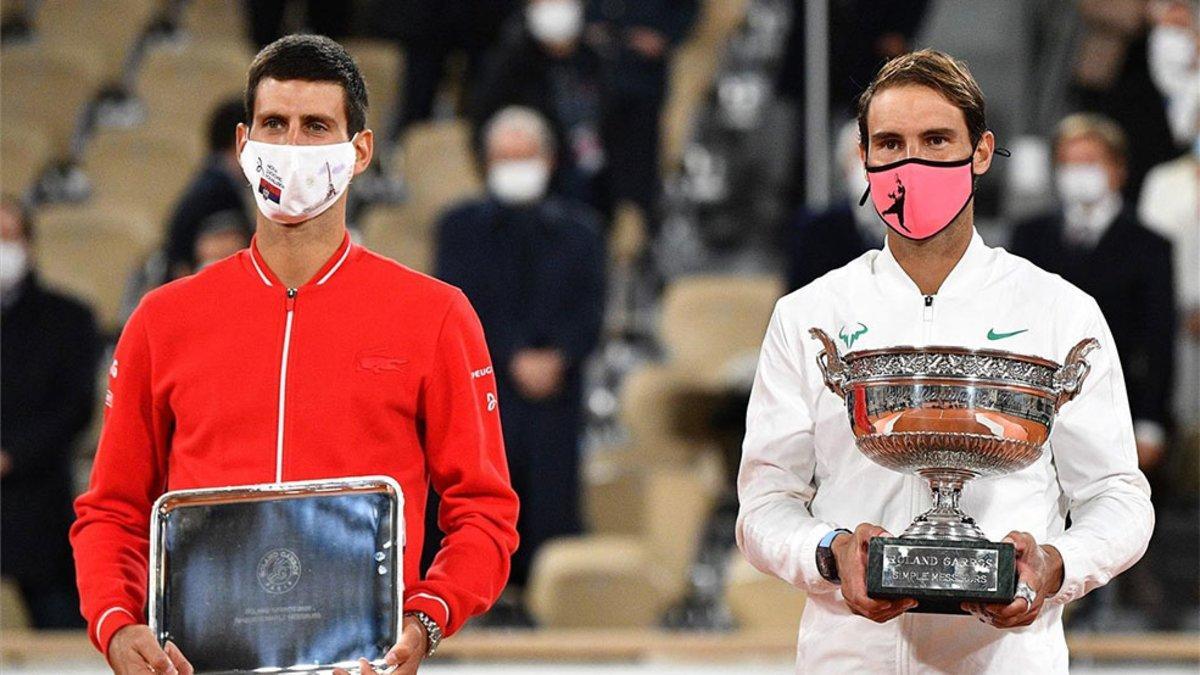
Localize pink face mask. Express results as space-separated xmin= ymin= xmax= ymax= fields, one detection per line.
xmin=859 ymin=155 xmax=975 ymax=240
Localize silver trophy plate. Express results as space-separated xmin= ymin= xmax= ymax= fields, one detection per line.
xmin=149 ymin=476 xmax=404 ymax=674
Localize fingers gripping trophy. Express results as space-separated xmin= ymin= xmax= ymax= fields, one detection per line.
xmin=808 ymin=329 xmax=1100 ymax=614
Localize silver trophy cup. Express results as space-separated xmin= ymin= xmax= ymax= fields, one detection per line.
xmin=809 ymin=328 xmax=1098 ymax=612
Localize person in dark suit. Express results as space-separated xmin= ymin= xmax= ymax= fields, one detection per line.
xmin=585 ymin=0 xmax=698 ymax=228
xmin=1011 ymin=113 xmax=1177 ymax=476
xmin=433 ymin=107 xmax=606 ymax=598
xmin=163 ymin=98 xmax=252 ymax=279
xmin=0 ymin=196 xmax=100 ymax=628
xmin=381 ymin=0 xmax=519 ymax=139
xmin=470 ymin=0 xmax=613 ymax=217
xmin=787 ymin=121 xmax=884 ymax=292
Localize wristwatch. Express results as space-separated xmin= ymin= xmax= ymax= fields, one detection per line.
xmin=815 ymin=528 xmax=852 ymax=583
xmin=406 ymin=610 xmax=443 ymax=657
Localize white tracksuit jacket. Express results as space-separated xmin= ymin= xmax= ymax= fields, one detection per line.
xmin=737 ymin=230 xmax=1154 ymax=674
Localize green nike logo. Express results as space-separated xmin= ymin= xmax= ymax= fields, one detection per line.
xmin=987 ymin=328 xmax=1029 ymax=340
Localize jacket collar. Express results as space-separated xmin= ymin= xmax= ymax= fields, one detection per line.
xmin=872 ymin=228 xmax=995 ymax=298
xmin=243 ymin=230 xmax=355 ymax=289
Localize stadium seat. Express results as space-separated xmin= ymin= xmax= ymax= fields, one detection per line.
xmin=181 ymin=0 xmax=247 ymax=45
xmin=0 ymin=578 xmax=30 ymax=630
xmin=136 ymin=43 xmax=251 ymax=136
xmin=529 ymin=464 xmax=719 ymax=627
xmin=659 ymin=275 xmax=782 ymax=390
xmin=360 ymin=213 xmax=434 ymax=274
xmin=0 ymin=43 xmax=106 ymax=155
xmin=609 ymin=200 xmax=648 ymax=265
xmin=582 ymin=453 xmax=644 ymax=536
xmin=34 ymin=0 xmax=156 ymax=79
xmin=723 ymin=550 xmax=807 ymax=633
xmin=36 ymin=203 xmax=156 ymax=331
xmin=82 ymin=128 xmax=205 ymax=226
xmin=344 ymin=38 xmax=402 ymax=137
xmin=360 ymin=120 xmax=480 ymax=270
xmin=662 ymin=0 xmax=752 ymax=170
xmin=616 ymin=364 xmax=717 ymax=466
xmin=393 ymin=120 xmax=482 ymax=234
xmin=528 ymin=535 xmax=674 ymax=628
xmin=0 ymin=124 xmax=50 ymax=195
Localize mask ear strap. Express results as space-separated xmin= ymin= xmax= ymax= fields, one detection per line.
xmin=858 ymin=184 xmax=871 ymax=207
xmin=994 ymin=146 xmax=1012 ymax=158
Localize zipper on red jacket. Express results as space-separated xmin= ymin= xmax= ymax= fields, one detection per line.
xmin=275 ymin=288 xmax=297 ymax=483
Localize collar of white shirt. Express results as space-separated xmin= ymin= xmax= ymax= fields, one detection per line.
xmin=871 ymin=228 xmax=996 ymax=299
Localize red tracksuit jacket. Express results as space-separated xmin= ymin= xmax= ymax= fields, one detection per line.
xmin=70 ymin=232 xmax=519 ymax=655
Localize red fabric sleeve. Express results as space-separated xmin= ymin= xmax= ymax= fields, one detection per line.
xmin=70 ymin=303 xmax=172 ymax=655
xmin=407 ymin=290 xmax=519 ymax=636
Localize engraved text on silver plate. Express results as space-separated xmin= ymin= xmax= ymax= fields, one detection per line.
xmin=880 ymin=544 xmax=1000 ymax=592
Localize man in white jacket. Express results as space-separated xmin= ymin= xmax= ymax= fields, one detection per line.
xmin=736 ymin=49 xmax=1154 ymax=673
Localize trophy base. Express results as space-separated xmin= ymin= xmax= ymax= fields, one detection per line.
xmin=866 ymin=538 xmax=1016 ymax=615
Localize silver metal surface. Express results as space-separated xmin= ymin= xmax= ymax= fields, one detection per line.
xmin=149 ymin=476 xmax=404 ymax=674
xmin=880 ymin=543 xmax=1001 ymax=592
xmin=1015 ymin=581 xmax=1037 ymax=609
xmin=809 ymin=328 xmax=1099 ymax=544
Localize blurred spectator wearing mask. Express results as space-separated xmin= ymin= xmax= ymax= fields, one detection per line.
xmin=0 ymin=196 xmax=100 ymax=628
xmin=585 ymin=0 xmax=698 ymax=229
xmin=786 ymin=120 xmax=884 ymax=292
xmin=164 ymin=97 xmax=252 ymax=279
xmin=471 ymin=0 xmax=612 ymax=217
xmin=1146 ymin=0 xmax=1200 ymax=147
xmin=1071 ymin=0 xmax=1179 ymax=198
xmin=434 ymin=107 xmax=606 ymax=604
xmin=1140 ymin=0 xmax=1200 ymax=495
xmin=1011 ymin=114 xmax=1177 ymax=479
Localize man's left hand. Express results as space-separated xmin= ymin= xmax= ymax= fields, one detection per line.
xmin=332 ymin=614 xmax=427 ymax=674
xmin=962 ymin=531 xmax=1063 ymax=629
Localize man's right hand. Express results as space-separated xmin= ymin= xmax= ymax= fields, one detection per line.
xmin=831 ymin=523 xmax=918 ymax=622
xmin=107 ymin=625 xmax=193 ymax=675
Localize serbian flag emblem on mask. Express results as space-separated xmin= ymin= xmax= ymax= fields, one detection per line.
xmin=258 ymin=177 xmax=282 ymax=204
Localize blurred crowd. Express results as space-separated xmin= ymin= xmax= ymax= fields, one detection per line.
xmin=1 ymin=0 xmax=1197 ymax=635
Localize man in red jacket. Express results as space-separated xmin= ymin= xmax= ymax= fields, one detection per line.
xmin=71 ymin=35 xmax=519 ymax=675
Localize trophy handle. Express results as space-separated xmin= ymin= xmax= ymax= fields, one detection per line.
xmin=1052 ymin=337 xmax=1100 ymax=409
xmin=809 ymin=327 xmax=847 ymax=399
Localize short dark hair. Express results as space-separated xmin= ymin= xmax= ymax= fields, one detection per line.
xmin=244 ymin=34 xmax=368 ymax=137
xmin=857 ymin=49 xmax=987 ymax=150
xmin=208 ymin=96 xmax=245 ymax=153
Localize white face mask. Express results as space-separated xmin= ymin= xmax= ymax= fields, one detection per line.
xmin=0 ymin=241 xmax=28 ymax=293
xmin=1056 ymin=163 xmax=1111 ymax=206
xmin=1148 ymin=25 xmax=1198 ymax=98
xmin=489 ymin=159 xmax=551 ymax=205
xmin=527 ymin=0 xmax=583 ymax=45
xmin=239 ymin=137 xmax=358 ymax=224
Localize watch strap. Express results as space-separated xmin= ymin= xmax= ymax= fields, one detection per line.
xmin=405 ymin=610 xmax=443 ymax=658
xmin=816 ymin=528 xmax=852 ymax=583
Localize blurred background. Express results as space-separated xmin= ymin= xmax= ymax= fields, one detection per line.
xmin=1 ymin=0 xmax=1197 ymax=672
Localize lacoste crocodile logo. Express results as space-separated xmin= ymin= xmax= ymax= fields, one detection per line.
xmin=839 ymin=322 xmax=869 ymax=349
xmin=356 ymin=349 xmax=408 ymax=374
